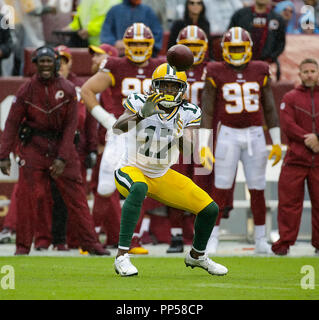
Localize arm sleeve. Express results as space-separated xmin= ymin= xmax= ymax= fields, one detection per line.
xmin=123 ymin=94 xmax=143 ymax=114
xmin=69 ymin=11 xmax=81 ymax=30
xmin=270 ymin=17 xmax=286 ymax=61
xmin=280 ymin=95 xmax=307 ymax=143
xmin=84 ymin=111 xmax=98 ymax=152
xmin=87 ymin=15 xmax=107 ymax=37
xmin=185 ymin=104 xmax=202 ymax=128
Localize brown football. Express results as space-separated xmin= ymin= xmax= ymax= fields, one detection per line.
xmin=166 ymin=44 xmax=194 ymax=71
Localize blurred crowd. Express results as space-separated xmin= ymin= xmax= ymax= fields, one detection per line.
xmin=0 ymin=0 xmax=318 ymax=76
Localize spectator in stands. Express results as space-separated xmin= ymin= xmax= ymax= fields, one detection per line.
xmin=203 ymin=0 xmax=243 ymax=34
xmin=0 ymin=12 xmax=13 ymax=76
xmin=228 ymin=0 xmax=286 ymax=63
xmin=274 ymin=0 xmax=299 ymax=33
xmin=63 ymin=0 xmax=121 ymax=47
xmin=168 ymin=0 xmax=212 ymax=59
xmin=0 ymin=46 xmax=108 ymax=255
xmin=272 ymin=58 xmax=319 ymax=256
xmin=100 ymin=0 xmax=163 ymax=57
xmin=1 ymin=0 xmax=45 ymax=75
xmin=142 ymin=0 xmax=186 ymax=31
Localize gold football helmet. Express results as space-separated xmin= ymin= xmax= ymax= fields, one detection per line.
xmin=151 ymin=63 xmax=187 ymax=109
xmin=177 ymin=25 xmax=208 ymax=65
xmin=123 ymin=23 xmax=155 ymax=63
xmin=221 ymin=27 xmax=253 ymax=66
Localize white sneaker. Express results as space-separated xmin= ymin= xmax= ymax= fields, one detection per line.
xmin=255 ymin=237 xmax=272 ymax=254
xmin=114 ymin=253 xmax=138 ymax=277
xmin=184 ymin=251 xmax=228 ymax=276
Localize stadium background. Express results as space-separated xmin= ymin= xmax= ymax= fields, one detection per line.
xmin=0 ymin=32 xmax=317 ymax=244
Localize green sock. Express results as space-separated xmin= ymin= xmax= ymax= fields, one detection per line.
xmin=119 ymin=182 xmax=148 ymax=249
xmin=192 ymin=201 xmax=219 ymax=252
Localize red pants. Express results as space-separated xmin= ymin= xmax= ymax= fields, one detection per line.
xmin=213 ymin=187 xmax=265 ymax=226
xmin=273 ymin=165 xmax=319 ymax=250
xmin=16 ymin=165 xmax=99 ymax=252
xmin=92 ymin=191 xmax=121 ymax=246
xmin=91 ymin=153 xmax=121 ymax=245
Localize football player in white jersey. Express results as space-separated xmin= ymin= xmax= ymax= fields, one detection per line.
xmin=112 ymin=63 xmax=228 ymax=277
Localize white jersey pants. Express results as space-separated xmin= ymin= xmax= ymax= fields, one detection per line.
xmin=214 ymin=125 xmax=268 ymax=190
xmin=97 ymin=132 xmax=126 ymax=196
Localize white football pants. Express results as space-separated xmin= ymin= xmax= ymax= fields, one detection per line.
xmin=97 ymin=132 xmax=126 ymax=196
xmin=214 ymin=125 xmax=268 ymax=190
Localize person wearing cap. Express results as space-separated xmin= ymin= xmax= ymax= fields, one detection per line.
xmin=45 ymin=45 xmax=100 ymax=250
xmin=0 ymin=46 xmax=109 ymax=256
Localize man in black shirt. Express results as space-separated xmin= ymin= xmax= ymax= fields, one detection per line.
xmin=228 ymin=0 xmax=286 ymax=63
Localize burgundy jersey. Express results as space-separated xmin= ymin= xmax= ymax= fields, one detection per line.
xmin=185 ymin=61 xmax=208 ymax=108
xmin=206 ymin=60 xmax=270 ymax=128
xmin=99 ymin=56 xmax=165 ymax=118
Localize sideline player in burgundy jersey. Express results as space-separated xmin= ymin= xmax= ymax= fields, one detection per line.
xmin=200 ymin=27 xmax=282 ymax=254
xmin=81 ymin=23 xmax=165 ymax=254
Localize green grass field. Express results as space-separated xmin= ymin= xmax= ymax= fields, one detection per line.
xmin=0 ymin=256 xmax=318 ymax=300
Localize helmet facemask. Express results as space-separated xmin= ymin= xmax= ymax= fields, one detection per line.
xmin=123 ymin=23 xmax=155 ymax=63
xmin=222 ymin=42 xmax=252 ymax=66
xmin=152 ymin=79 xmax=187 ymax=109
xmin=151 ymin=63 xmax=188 ymax=109
xmin=221 ymin=27 xmax=253 ymax=66
xmin=124 ymin=40 xmax=154 ymax=63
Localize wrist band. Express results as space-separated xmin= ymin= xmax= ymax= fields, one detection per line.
xmin=269 ymin=127 xmax=281 ymax=145
xmin=91 ymin=105 xmax=116 ymax=130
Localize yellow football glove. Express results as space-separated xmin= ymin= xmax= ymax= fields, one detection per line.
xmin=200 ymin=146 xmax=215 ymax=171
xmin=268 ymin=144 xmax=282 ymax=166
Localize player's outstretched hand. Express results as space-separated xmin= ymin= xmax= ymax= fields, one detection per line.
xmin=139 ymin=93 xmax=166 ymax=118
xmin=200 ymin=146 xmax=215 ymax=171
xmin=268 ymin=144 xmax=282 ymax=166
